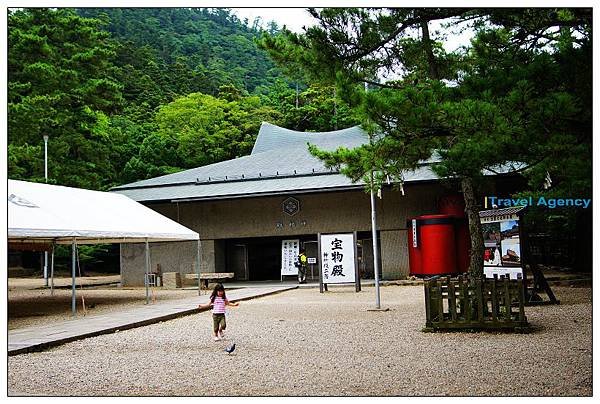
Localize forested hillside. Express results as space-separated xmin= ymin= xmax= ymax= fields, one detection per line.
xmin=76 ymin=8 xmax=284 ymax=108
xmin=8 ymin=8 xmax=358 ymax=190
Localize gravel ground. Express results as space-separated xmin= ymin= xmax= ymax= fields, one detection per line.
xmin=7 ymin=285 xmax=592 ymax=396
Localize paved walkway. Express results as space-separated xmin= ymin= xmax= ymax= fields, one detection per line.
xmin=8 ymin=285 xmax=296 ymax=356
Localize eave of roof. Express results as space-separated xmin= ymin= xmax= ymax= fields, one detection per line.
xmin=479 ymin=206 xmax=526 ymax=218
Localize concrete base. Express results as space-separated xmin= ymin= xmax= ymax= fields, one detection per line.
xmin=366 ymin=307 xmax=390 ymax=312
xmin=162 ymin=272 xmax=181 ymax=289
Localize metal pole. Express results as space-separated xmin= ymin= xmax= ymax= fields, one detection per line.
xmin=370 ymin=172 xmax=382 ymax=309
xmin=354 ymin=231 xmax=361 ymax=292
xmin=145 ymin=239 xmax=150 ymax=305
xmin=50 ymin=243 xmax=55 ymax=296
xmin=43 ymin=135 xmax=49 ymax=287
xmin=364 ymin=82 xmax=382 ymax=309
xmin=71 ymin=239 xmax=76 ymax=317
xmin=43 ymin=252 xmax=48 ymax=286
xmin=196 ymin=239 xmax=202 ymax=295
xmin=43 ymin=135 xmax=48 ymax=180
xmin=317 ymin=233 xmax=323 ymax=293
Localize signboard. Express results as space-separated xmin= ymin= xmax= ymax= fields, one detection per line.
xmin=281 ymin=239 xmax=300 ymax=276
xmin=481 ymin=210 xmax=523 ymax=280
xmin=411 ymin=219 xmax=418 ymax=248
xmin=319 ymin=233 xmax=356 ymax=285
xmin=307 ymin=257 xmax=317 ymax=265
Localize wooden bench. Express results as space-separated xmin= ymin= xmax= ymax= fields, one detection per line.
xmin=184 ymin=272 xmax=235 ymax=289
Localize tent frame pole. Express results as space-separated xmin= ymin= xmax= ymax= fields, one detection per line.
xmin=196 ymin=240 xmax=202 ymax=295
xmin=50 ymin=242 xmax=55 ymax=296
xmin=71 ymin=239 xmax=76 ymax=317
xmin=44 ymin=250 xmax=49 ymax=287
xmin=145 ymin=239 xmax=150 ymax=305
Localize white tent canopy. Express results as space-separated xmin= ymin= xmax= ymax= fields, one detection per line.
xmin=8 ymin=180 xmax=201 ymax=314
xmin=8 ymin=179 xmax=199 ymax=244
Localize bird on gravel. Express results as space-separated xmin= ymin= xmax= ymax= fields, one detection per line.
xmin=224 ymin=343 xmax=236 ymax=354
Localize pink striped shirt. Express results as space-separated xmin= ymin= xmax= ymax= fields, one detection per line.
xmin=212 ymin=296 xmax=227 ymax=314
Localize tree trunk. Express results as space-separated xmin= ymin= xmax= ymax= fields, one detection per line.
xmin=461 ymin=176 xmax=484 ymax=279
xmin=420 ymin=20 xmax=439 ymax=80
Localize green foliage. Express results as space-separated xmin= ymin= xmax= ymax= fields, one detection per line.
xmin=262 ymin=7 xmax=592 ymax=196
xmin=77 ymin=8 xmax=284 ymax=99
xmin=450 ymin=18 xmax=592 ymax=198
xmin=154 ymin=90 xmax=282 ymax=168
xmin=52 ymin=244 xmax=116 ymax=273
xmin=8 ymin=8 xmax=124 ymax=189
xmin=8 ymin=143 xmax=44 ymax=182
xmin=261 ymin=80 xmax=360 ymax=132
xmin=261 ymin=8 xmax=592 ymax=276
xmin=8 ymin=7 xmax=311 ymax=189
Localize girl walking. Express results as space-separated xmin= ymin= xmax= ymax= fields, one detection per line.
xmin=199 ymin=283 xmax=239 ymax=341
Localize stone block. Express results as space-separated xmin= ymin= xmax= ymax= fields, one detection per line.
xmin=162 ymin=272 xmax=181 ymax=289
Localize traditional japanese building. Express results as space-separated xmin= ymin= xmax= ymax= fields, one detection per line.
xmin=112 ymin=122 xmax=520 ymax=285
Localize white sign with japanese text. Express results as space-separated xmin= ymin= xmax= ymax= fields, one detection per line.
xmin=281 ymin=239 xmax=300 ymax=276
xmin=320 ymin=233 xmax=356 ymax=284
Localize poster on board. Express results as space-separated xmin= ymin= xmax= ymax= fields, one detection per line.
xmin=480 ymin=209 xmax=523 ymax=280
xmin=319 ymin=233 xmax=356 ymax=284
xmin=281 ymin=239 xmax=300 ymax=277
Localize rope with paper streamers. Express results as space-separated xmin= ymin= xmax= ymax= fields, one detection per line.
xmin=74 ymin=241 xmax=87 ymax=316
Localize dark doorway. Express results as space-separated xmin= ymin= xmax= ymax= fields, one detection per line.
xmin=247 ymin=238 xmax=281 ymax=281
xmin=226 ymin=235 xmax=319 ymax=281
xmin=229 ymin=244 xmax=248 ymax=281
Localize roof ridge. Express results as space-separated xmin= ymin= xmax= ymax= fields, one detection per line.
xmin=251 ymin=122 xmax=367 ymax=155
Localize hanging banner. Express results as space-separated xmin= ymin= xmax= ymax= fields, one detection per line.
xmin=319 ymin=233 xmax=356 ymax=284
xmin=281 ymin=239 xmax=300 ymax=276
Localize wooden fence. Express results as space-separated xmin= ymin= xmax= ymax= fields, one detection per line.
xmin=423 ymin=274 xmax=530 ymax=332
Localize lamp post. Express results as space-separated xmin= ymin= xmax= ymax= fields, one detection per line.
xmin=43 ymin=135 xmax=49 ymax=287
xmin=367 ymin=128 xmax=383 ymax=310
xmin=369 ymin=172 xmax=382 ymax=309
xmin=363 ymin=81 xmax=384 ymax=310
xmin=43 ymin=135 xmax=48 ymax=181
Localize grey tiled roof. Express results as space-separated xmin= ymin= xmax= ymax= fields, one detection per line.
xmin=251 ymin=122 xmax=368 ymax=154
xmin=112 ymin=123 xmax=383 ymax=202
xmin=112 ymin=122 xmax=369 ymax=191
xmin=111 ymin=122 xmax=518 ymax=203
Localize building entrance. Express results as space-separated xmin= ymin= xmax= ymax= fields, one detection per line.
xmin=226 ymin=235 xmax=319 ymax=281
xmin=226 ymin=237 xmax=281 ymax=281
xmin=225 ymin=233 xmax=379 ymax=281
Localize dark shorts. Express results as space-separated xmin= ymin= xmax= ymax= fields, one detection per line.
xmin=212 ymin=313 xmax=226 ymax=332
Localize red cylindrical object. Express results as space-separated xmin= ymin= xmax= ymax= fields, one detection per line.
xmin=439 ymin=195 xmax=470 ymax=273
xmin=419 ymin=214 xmax=458 ymax=275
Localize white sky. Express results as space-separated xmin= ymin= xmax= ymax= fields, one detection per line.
xmin=233 ymin=7 xmax=474 ymax=52
xmin=232 ymin=8 xmax=314 ymax=33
